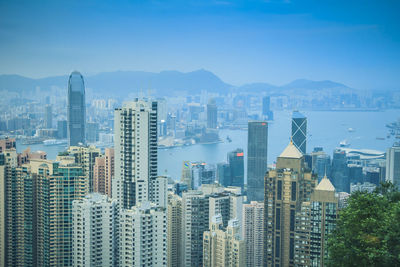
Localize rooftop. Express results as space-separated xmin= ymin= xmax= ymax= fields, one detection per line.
xmin=315 ymin=176 xmax=335 ymax=192
xmin=279 ymin=140 xmax=303 ymax=159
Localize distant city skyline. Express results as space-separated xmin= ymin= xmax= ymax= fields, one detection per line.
xmin=0 ymin=1 xmax=400 ymax=89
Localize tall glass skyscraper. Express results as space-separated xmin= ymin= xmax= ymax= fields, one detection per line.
xmin=247 ymin=121 xmax=268 ymax=202
xmin=291 ymin=111 xmax=307 ymax=154
xmin=67 ymin=71 xmax=86 ymax=146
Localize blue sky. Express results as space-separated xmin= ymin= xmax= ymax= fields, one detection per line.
xmin=0 ymin=0 xmax=399 ymax=89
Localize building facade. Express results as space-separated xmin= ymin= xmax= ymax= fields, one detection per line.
xmin=386 ymin=144 xmax=400 ymax=186
xmin=247 ymin=121 xmax=268 ymax=202
xmin=72 ymin=193 xmax=118 ymax=267
xmin=114 ymin=99 xmax=158 ymax=209
xmin=243 ymin=201 xmax=264 ymax=267
xmin=291 ymin=111 xmax=307 ymax=154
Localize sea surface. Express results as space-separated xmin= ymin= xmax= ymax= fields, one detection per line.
xmin=16 ymin=110 xmax=400 ymax=181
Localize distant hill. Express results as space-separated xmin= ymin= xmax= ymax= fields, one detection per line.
xmin=0 ymin=69 xmax=232 ymax=96
xmin=0 ymin=70 xmax=352 ymax=96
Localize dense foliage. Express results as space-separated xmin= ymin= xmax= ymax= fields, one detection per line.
xmin=326 ymin=183 xmax=400 ymax=267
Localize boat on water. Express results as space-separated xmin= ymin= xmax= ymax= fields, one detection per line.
xmin=340 ymin=139 xmax=350 ymax=147
xmin=376 ymin=137 xmax=385 ymax=140
xmin=226 ymin=136 xmax=232 ymax=142
xmin=43 ymin=139 xmax=67 ymax=146
xmin=347 ymin=128 xmax=355 ymax=132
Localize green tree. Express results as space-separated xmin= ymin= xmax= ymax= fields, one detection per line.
xmin=326 ymin=182 xmax=400 ymax=267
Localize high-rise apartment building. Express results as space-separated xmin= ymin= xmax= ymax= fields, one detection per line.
xmin=386 ymin=144 xmax=400 ymax=186
xmin=93 ymin=148 xmax=114 ymax=197
xmin=67 ymin=71 xmax=86 ymax=146
xmin=247 ymin=121 xmax=268 ymax=202
xmin=181 ymin=190 xmax=210 ymax=267
xmin=228 ymin=148 xmax=244 ymax=189
xmin=119 ymin=202 xmax=167 ymax=267
xmin=207 ymin=98 xmax=218 ymax=129
xmin=294 ymin=175 xmax=338 ymax=267
xmin=114 ymin=99 xmax=158 ymax=209
xmin=203 ymin=215 xmax=246 ymax=267
xmin=72 ymin=193 xmax=119 ymax=267
xmin=243 ymin=201 xmax=264 ymax=267
xmin=264 ymin=141 xmax=316 ymax=266
xmin=3 ymin=149 xmax=35 ymax=267
xmin=68 ymin=145 xmax=101 ymax=193
xmin=45 ymin=104 xmax=52 ymax=128
xmin=291 ymin=111 xmax=307 ymax=154
xmin=208 ymin=191 xmax=243 ymax=230
xmin=168 ymin=193 xmax=182 ymax=267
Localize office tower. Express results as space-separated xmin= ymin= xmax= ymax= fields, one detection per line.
xmin=217 ymin=162 xmax=231 ymax=187
xmin=181 ymin=161 xmax=216 ymax=190
xmin=386 ymin=144 xmax=400 ymax=186
xmin=105 ymin=148 xmax=114 ymax=196
xmin=114 ymin=99 xmax=158 ymax=209
xmin=57 ymin=120 xmax=68 ymax=139
xmin=331 ymin=149 xmax=350 ymax=193
xmin=228 ymin=148 xmax=244 ymax=189
xmin=294 ymin=176 xmax=338 ymax=267
xmin=264 ymin=141 xmax=316 ymax=267
xmin=315 ymin=154 xmax=331 ymax=182
xmin=35 ymin=157 xmax=88 ymax=267
xmin=203 ymin=215 xmax=246 ymax=267
xmin=207 ymin=98 xmax=218 ymax=129
xmin=68 ymin=145 xmax=101 ymax=193
xmin=247 ymin=121 xmax=268 ymax=202
xmin=168 ymin=193 xmax=182 ymax=267
xmin=181 ymin=190 xmax=210 ymax=266
xmin=67 ymin=71 xmax=86 ymax=146
xmin=291 ymin=111 xmax=307 ymax=154
xmin=119 ymin=202 xmax=167 ymax=267
xmin=243 ymin=201 xmax=264 ymax=267
xmin=262 ymin=96 xmax=273 ymax=120
xmin=3 ymin=149 xmax=35 ymax=267
xmin=72 ymin=193 xmax=118 ymax=267
xmin=86 ymin=122 xmax=99 ymax=143
xmin=45 ymin=104 xmax=52 ymax=128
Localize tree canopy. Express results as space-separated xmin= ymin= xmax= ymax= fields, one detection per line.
xmin=326 ymin=182 xmax=400 ymax=267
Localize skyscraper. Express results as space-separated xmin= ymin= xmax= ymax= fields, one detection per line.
xmin=181 ymin=161 xmax=216 ymax=190
xmin=67 ymin=71 xmax=86 ymax=146
xmin=386 ymin=144 xmax=400 ymax=186
xmin=264 ymin=141 xmax=316 ymax=266
xmin=243 ymin=201 xmax=264 ymax=267
xmin=247 ymin=121 xmax=268 ymax=202
xmin=291 ymin=111 xmax=307 ymax=154
xmin=331 ymin=149 xmax=350 ymax=193
xmin=228 ymin=148 xmax=244 ymax=189
xmin=45 ymin=104 xmax=52 ymax=128
xmin=93 ymin=148 xmax=114 ymax=197
xmin=207 ymin=98 xmax=218 ymax=129
xmin=114 ymin=99 xmax=158 ymax=209
xmin=262 ymin=96 xmax=273 ymax=120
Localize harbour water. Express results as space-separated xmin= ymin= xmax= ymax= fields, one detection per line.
xmin=16 ymin=110 xmax=399 ymax=181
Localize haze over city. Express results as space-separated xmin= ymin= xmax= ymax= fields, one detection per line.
xmin=1 ymin=0 xmax=400 ymax=89
xmin=1 ymin=1 xmax=400 ymax=267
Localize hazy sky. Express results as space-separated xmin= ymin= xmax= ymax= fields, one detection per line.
xmin=0 ymin=0 xmax=399 ymax=89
